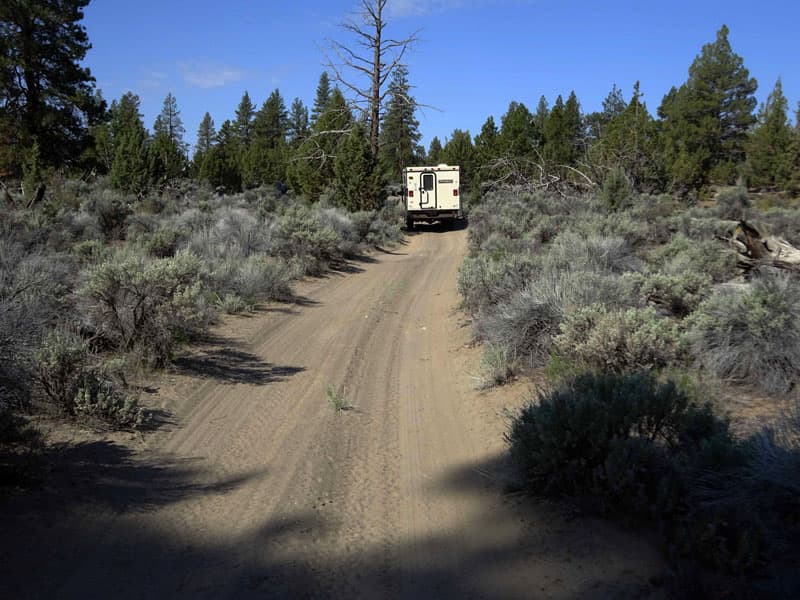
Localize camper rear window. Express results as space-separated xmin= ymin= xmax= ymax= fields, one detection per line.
xmin=422 ymin=173 xmax=435 ymax=190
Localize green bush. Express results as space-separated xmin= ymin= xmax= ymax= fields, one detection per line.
xmin=141 ymin=228 xmax=181 ymax=258
xmin=599 ymin=167 xmax=633 ymax=211
xmin=215 ymin=293 xmax=250 ymax=315
xmin=211 ymin=254 xmax=292 ymax=304
xmin=34 ymin=328 xmax=89 ymax=414
xmin=271 ymin=205 xmax=340 ymax=274
xmin=457 ymin=252 xmax=541 ymax=315
xmin=474 ymin=274 xmax=569 ymax=368
xmin=83 ymin=189 xmax=133 ymax=241
xmin=507 ymin=372 xmax=729 ymax=506
xmin=688 ymin=271 xmax=800 ymax=393
xmin=476 ymin=343 xmax=514 ymax=388
xmin=73 ymin=371 xmax=148 ymax=429
xmin=650 ymin=234 xmax=738 ymax=284
xmin=715 ymin=187 xmax=752 ymax=220
xmin=624 ymin=270 xmax=712 ymax=316
xmin=79 ymin=250 xmax=210 ymax=367
xmin=552 ymin=305 xmax=685 ymax=373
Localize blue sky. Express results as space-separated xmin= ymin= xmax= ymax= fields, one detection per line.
xmin=82 ymin=1 xmax=800 ymax=154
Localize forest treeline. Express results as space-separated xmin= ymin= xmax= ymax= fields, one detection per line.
xmin=2 ymin=1 xmax=799 ymax=206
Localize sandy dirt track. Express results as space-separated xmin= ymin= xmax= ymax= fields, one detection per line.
xmin=1 ymin=226 xmax=666 ymax=599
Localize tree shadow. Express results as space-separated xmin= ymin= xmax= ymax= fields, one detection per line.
xmin=173 ymin=346 xmax=304 ymax=385
xmin=0 ymin=443 xmax=678 ymax=599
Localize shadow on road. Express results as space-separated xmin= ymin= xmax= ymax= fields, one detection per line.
xmin=0 ymin=446 xmax=680 ymax=599
xmin=174 ymin=344 xmax=305 ymax=385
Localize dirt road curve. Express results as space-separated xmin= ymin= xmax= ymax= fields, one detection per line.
xmin=2 ymin=227 xmax=665 ymax=599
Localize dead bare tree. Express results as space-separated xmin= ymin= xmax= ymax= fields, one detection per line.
xmin=324 ymin=0 xmax=419 ymax=159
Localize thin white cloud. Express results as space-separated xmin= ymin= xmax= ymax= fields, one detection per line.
xmin=178 ymin=61 xmax=244 ymax=89
xmin=138 ymin=70 xmax=168 ymax=90
xmin=387 ymin=0 xmax=464 ymax=17
xmin=387 ymin=0 xmax=529 ymax=18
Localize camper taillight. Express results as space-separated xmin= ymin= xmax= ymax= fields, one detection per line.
xmin=453 ymin=189 xmax=458 ymax=196
xmin=409 ymin=190 xmax=414 ymax=197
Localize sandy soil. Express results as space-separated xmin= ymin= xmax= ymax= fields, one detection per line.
xmin=0 ymin=226 xmax=667 ymax=599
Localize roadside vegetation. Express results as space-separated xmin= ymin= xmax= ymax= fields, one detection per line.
xmin=454 ymin=24 xmax=800 ymax=595
xmin=0 ymin=179 xmax=402 ymax=482
xmin=461 ymin=186 xmax=800 ymax=590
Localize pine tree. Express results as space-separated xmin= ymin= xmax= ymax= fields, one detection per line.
xmin=0 ymin=0 xmax=99 ymax=172
xmin=542 ymin=92 xmax=583 ymax=169
xmin=200 ymin=119 xmax=241 ymax=191
xmin=245 ymin=89 xmax=289 ymax=185
xmin=289 ymin=87 xmax=353 ymax=199
xmin=311 ymin=72 xmax=331 ymax=126
xmin=498 ymin=102 xmax=537 ymax=158
xmin=334 ymin=122 xmax=383 ymax=211
xmin=474 ymin=116 xmax=499 ymax=162
xmin=533 ymin=96 xmax=549 ymax=136
xmin=746 ymin=78 xmax=793 ymax=188
xmin=109 ymin=92 xmax=149 ymax=194
xmin=789 ymin=104 xmax=800 ymax=193
xmin=288 ymin=98 xmax=310 ymax=146
xmin=594 ymin=82 xmax=664 ymax=192
xmin=442 ymin=129 xmax=475 ymax=189
xmin=378 ymin=65 xmax=421 ymax=182
xmin=193 ymin=112 xmax=216 ymax=172
xmin=586 ymin=84 xmax=627 ymax=141
xmin=428 ymin=137 xmax=443 ymax=164
xmin=659 ymin=24 xmax=757 ymax=190
xmin=149 ymin=93 xmax=187 ymax=184
xmin=233 ymin=91 xmax=256 ymax=146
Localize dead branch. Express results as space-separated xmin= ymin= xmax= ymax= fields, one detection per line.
xmin=724 ymin=220 xmax=800 ymax=274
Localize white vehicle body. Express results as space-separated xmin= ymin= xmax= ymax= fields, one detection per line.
xmin=403 ymin=164 xmax=461 ymax=229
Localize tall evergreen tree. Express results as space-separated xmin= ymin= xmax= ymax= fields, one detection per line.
xmin=593 ymin=82 xmax=664 ymax=191
xmin=109 ymin=92 xmax=149 ymax=194
xmin=200 ymin=119 xmax=241 ymax=191
xmin=245 ymin=89 xmax=289 ymax=185
xmin=442 ymin=129 xmax=475 ymax=189
xmin=311 ymin=72 xmax=331 ymax=126
xmin=289 ymin=87 xmax=353 ymax=199
xmin=746 ymin=78 xmax=793 ymax=188
xmin=192 ymin=113 xmax=217 ymax=173
xmin=474 ymin=116 xmax=499 ymax=162
xmin=658 ymin=25 xmax=757 ymax=190
xmin=378 ymin=65 xmax=421 ymax=182
xmin=334 ymin=121 xmax=383 ymax=210
xmin=498 ymin=101 xmax=537 ymax=158
xmin=0 ymin=0 xmax=99 ymax=172
xmin=233 ymin=91 xmax=256 ymax=146
xmin=586 ymin=84 xmax=627 ymax=141
xmin=149 ymin=92 xmax=186 ymax=183
xmin=533 ymin=95 xmax=549 ymax=136
xmin=288 ymin=97 xmax=310 ymax=146
xmin=790 ymin=104 xmax=800 ymax=193
xmin=542 ymin=92 xmax=583 ymax=169
xmin=427 ymin=136 xmax=443 ymax=164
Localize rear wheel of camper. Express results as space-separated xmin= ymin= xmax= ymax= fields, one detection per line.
xmin=406 ymin=217 xmax=414 ymax=231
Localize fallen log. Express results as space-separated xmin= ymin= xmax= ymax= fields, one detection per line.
xmin=728 ymin=220 xmax=800 ymax=273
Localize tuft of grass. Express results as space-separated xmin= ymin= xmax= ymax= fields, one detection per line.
xmin=326 ymin=385 xmax=351 ymax=412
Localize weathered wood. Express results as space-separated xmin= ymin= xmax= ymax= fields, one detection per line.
xmin=729 ymin=221 xmax=800 ymax=273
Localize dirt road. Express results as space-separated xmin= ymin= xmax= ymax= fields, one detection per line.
xmin=1 ymin=226 xmax=665 ymax=599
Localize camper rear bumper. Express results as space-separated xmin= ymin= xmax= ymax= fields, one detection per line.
xmin=407 ymin=210 xmax=461 ymax=221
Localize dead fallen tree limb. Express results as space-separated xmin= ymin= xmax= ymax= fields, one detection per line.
xmin=726 ymin=221 xmax=800 ymax=273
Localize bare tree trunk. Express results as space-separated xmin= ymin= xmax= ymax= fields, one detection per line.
xmin=325 ymin=0 xmax=418 ymax=160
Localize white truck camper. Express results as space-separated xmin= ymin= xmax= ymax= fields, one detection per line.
xmin=403 ymin=164 xmax=462 ymax=230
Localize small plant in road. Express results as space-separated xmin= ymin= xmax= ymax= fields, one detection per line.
xmin=326 ymin=385 xmax=351 ymax=412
